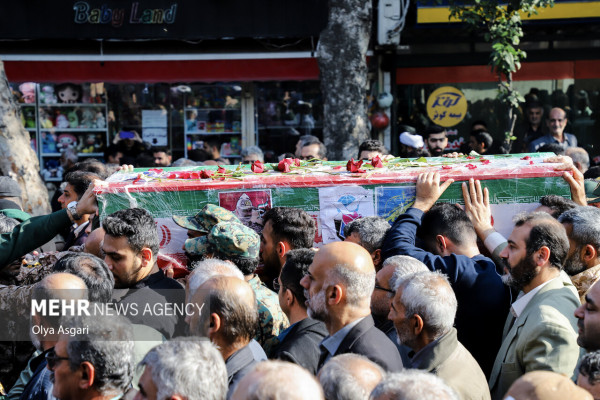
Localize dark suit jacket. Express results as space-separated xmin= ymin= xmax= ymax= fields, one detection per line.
xmin=320 ymin=315 xmax=404 ymax=372
xmin=272 ymin=317 xmax=328 ymax=375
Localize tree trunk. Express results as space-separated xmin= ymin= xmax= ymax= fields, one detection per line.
xmin=318 ymin=0 xmax=372 ymax=161
xmin=0 ymin=61 xmax=50 ymax=216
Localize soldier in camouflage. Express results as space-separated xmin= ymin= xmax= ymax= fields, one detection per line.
xmin=184 ymin=219 xmax=289 ymax=356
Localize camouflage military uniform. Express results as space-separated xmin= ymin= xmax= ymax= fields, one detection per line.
xmin=248 ymin=274 xmax=289 ymax=357
xmin=571 ymin=264 xmax=600 ymax=304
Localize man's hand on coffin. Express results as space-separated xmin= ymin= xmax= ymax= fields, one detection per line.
xmin=544 ymin=155 xmax=574 ymax=171
xmin=117 ymin=164 xmax=135 ymax=172
xmin=562 ymin=166 xmax=587 ymax=206
xmin=462 ymin=178 xmax=494 ymax=238
xmin=76 ymin=179 xmax=103 ymax=216
xmin=413 ymin=172 xmax=454 ymax=212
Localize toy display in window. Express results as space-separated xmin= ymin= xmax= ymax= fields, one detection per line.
xmin=41 ymin=132 xmax=58 ymax=153
xmin=56 ymin=134 xmax=77 ymax=151
xmin=77 ymin=133 xmax=104 ymax=153
xmin=39 ymin=85 xmax=57 ymax=104
xmin=55 ymin=83 xmax=83 ymax=104
xmin=18 ymin=82 xmax=36 ymax=104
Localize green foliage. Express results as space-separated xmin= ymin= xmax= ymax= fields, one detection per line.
xmin=448 ymin=0 xmax=553 ymax=143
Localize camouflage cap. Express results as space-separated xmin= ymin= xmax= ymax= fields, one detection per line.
xmin=585 ymin=179 xmax=600 ymax=204
xmin=184 ymin=222 xmax=260 ymax=259
xmin=173 ymin=204 xmax=240 ymax=233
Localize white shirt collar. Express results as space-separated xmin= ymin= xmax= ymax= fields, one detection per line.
xmin=511 ymin=277 xmax=557 ymax=318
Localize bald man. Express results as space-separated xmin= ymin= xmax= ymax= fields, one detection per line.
xmin=232 ymin=360 xmax=324 ymax=400
xmin=319 ymin=353 xmax=385 ymax=400
xmin=300 ymin=241 xmax=403 ymax=372
xmin=21 ymin=273 xmax=88 ymax=400
xmin=188 ymin=275 xmax=265 ymax=398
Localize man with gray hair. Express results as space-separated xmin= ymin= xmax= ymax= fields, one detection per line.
xmin=566 ymin=147 xmax=591 ymax=174
xmin=371 ymin=256 xmax=428 ymax=365
xmin=389 ymin=271 xmax=490 ymax=400
xmin=186 ymin=258 xmax=244 ymax=303
xmin=188 ymin=276 xmax=264 ymax=398
xmin=318 ymin=353 xmax=385 ymax=400
xmin=558 ymin=206 xmax=600 ymax=303
xmin=231 ymin=360 xmax=324 ymax=400
xmin=344 ymin=216 xmax=391 ymax=271
xmin=369 ymin=370 xmax=458 ymax=400
xmin=299 ymin=241 xmax=403 ymax=372
xmin=47 ymin=315 xmax=135 ymax=400
xmin=136 ymin=339 xmax=228 ymax=400
xmin=241 ymin=146 xmax=264 ymax=164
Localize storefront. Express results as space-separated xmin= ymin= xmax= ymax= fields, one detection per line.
xmin=0 ymin=1 xmax=328 ymax=181
xmin=385 ymin=0 xmax=600 ymax=158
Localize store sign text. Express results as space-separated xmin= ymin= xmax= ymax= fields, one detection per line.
xmin=73 ymin=2 xmax=178 ymax=27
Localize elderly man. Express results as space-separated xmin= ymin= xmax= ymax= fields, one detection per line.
xmin=19 ymin=273 xmax=88 ymax=400
xmin=370 ymin=370 xmax=458 ymax=400
xmin=260 ymin=207 xmax=316 ymax=286
xmin=382 ymin=172 xmax=510 ymax=377
xmin=489 ymin=212 xmax=581 ymax=400
xmin=184 ymin=221 xmax=288 ymax=356
xmin=319 ymin=354 xmax=385 ymax=400
xmin=272 ymin=248 xmax=327 ymax=374
xmin=188 ymin=276 xmax=262 ymax=398
xmin=136 ymin=339 xmax=228 ymax=400
xmin=575 ymin=280 xmax=600 ymax=352
xmin=47 ymin=315 xmax=135 ymax=400
xmin=529 ymin=107 xmax=578 ymax=152
xmin=558 ymin=207 xmax=600 ymax=303
xmin=300 ymin=241 xmax=403 ymax=372
xmin=371 ymin=255 xmax=428 ymax=365
xmin=241 ymin=145 xmax=264 ymax=164
xmin=344 ymin=216 xmax=390 ymax=271
xmin=231 ymin=360 xmax=324 ymax=400
xmin=389 ymin=271 xmax=490 ymax=400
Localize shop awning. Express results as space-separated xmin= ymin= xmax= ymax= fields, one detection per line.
xmin=3 ymin=54 xmax=321 ymax=83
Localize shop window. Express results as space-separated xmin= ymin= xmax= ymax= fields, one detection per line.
xmin=255 ymin=81 xmax=323 ymax=161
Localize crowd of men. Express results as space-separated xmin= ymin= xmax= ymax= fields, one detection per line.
xmin=1 ymin=103 xmax=600 ymax=399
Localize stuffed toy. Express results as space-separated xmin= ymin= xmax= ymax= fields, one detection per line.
xmin=39 ymin=109 xmax=54 ymax=129
xmin=80 ymin=109 xmax=94 ymax=128
xmin=55 ymin=112 xmax=69 ymax=129
xmin=95 ymin=111 xmax=106 ymax=129
xmin=67 ymin=110 xmax=79 ymax=129
xmin=55 ymin=83 xmax=82 ymax=104
xmin=41 ymin=159 xmax=63 ymax=181
xmin=78 ymin=134 xmax=96 ymax=153
xmin=40 ymin=86 xmax=57 ymax=104
xmin=41 ymin=132 xmax=58 ymax=153
xmin=19 ymin=83 xmax=36 ymax=104
xmin=56 ymin=133 xmax=77 ymax=151
xmin=23 ymin=108 xmax=36 ymax=128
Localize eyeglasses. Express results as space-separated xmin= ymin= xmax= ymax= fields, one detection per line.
xmin=375 ymin=284 xmax=395 ymax=294
xmin=45 ymin=348 xmax=70 ymax=369
xmin=273 ymin=278 xmax=281 ymax=292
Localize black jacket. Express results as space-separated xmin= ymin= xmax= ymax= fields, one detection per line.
xmin=272 ymin=317 xmax=328 ymax=375
xmin=319 ymin=315 xmax=404 ymax=372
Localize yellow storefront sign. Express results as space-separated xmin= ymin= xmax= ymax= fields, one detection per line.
xmin=426 ymin=86 xmax=467 ymax=127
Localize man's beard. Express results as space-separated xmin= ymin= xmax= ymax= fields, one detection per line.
xmin=395 ymin=319 xmax=416 ymax=350
xmin=501 ymin=254 xmax=537 ymax=291
xmin=305 ymin=288 xmax=328 ymax=322
xmin=564 ymin=247 xmax=587 ymax=276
